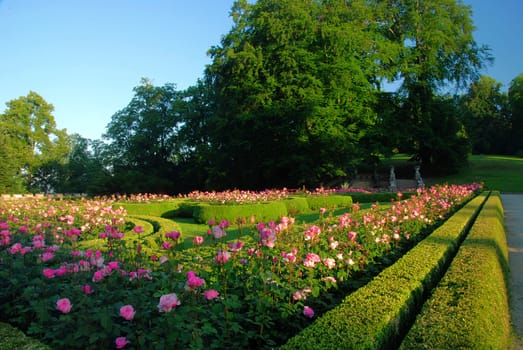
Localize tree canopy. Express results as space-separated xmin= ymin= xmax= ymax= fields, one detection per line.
xmin=3 ymin=1 xmax=520 ymax=195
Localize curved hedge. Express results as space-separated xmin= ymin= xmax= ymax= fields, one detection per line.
xmin=305 ymin=195 xmax=353 ymax=210
xmin=281 ymin=192 xmax=488 ymax=350
xmin=400 ymin=192 xmax=510 ymax=349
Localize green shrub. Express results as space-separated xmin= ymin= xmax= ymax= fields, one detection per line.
xmin=349 ymin=192 xmax=415 ymax=204
xmin=0 ymin=322 xmax=51 ymax=350
xmin=129 ymin=215 xmax=182 ymax=249
xmin=305 ymin=195 xmax=353 ymax=210
xmin=283 ymin=197 xmax=310 ymax=215
xmin=281 ymin=192 xmax=488 ymax=350
xmin=192 ymin=201 xmax=288 ymax=224
xmin=115 ymin=201 xmax=183 ymax=217
xmin=400 ymin=192 xmax=510 ymax=349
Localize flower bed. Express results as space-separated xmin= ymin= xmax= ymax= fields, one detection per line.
xmin=0 ymin=184 xmax=481 ymax=349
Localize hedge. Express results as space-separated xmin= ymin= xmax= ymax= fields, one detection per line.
xmin=115 ymin=200 xmax=184 ymax=218
xmin=128 ymin=215 xmax=182 ymax=249
xmin=349 ymin=192 xmax=415 ymax=204
xmin=399 ymin=192 xmax=510 ymax=349
xmin=304 ymin=195 xmax=353 ymax=210
xmin=0 ymin=321 xmax=51 ymax=350
xmin=192 ymin=201 xmax=288 ymax=224
xmin=280 ymin=192 xmax=488 ymax=350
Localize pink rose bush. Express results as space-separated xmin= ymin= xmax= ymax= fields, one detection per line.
xmin=0 ymin=184 xmax=481 ymax=349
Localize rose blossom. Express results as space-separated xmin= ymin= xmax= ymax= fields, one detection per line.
xmin=119 ymin=305 xmax=136 ymax=321
xmin=115 ymin=336 xmax=130 ymax=349
xmin=158 ymin=293 xmax=181 ymax=313
xmin=56 ymin=298 xmax=72 ymax=314
xmin=203 ymin=289 xmax=220 ymax=300
xmin=303 ymin=306 xmax=314 ymax=318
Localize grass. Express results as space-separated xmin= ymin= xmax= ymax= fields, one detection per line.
xmin=386 ymin=154 xmax=523 ymax=193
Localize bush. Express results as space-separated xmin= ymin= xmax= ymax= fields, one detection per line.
xmin=115 ymin=201 xmax=183 ymax=217
xmin=305 ymin=195 xmax=353 ymax=210
xmin=281 ymin=192 xmax=488 ymax=350
xmin=400 ymin=192 xmax=511 ymax=349
xmin=192 ymin=201 xmax=288 ymax=224
xmin=282 ymin=197 xmax=310 ymax=216
xmin=0 ymin=321 xmax=51 ymax=350
xmin=349 ymin=192 xmax=415 ymax=204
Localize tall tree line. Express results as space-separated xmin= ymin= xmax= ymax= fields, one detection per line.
xmin=1 ymin=0 xmax=522 ymax=194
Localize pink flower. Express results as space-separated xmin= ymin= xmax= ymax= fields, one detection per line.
xmin=133 ymin=226 xmax=144 ymax=234
xmin=214 ymin=250 xmax=231 ymax=264
xmin=119 ymin=305 xmax=136 ymax=321
xmin=203 ymin=289 xmax=220 ymax=300
xmin=161 ymin=241 xmax=172 ymax=250
xmin=212 ymin=225 xmax=226 ymax=239
xmin=56 ymin=298 xmax=72 ymax=314
xmin=43 ymin=268 xmax=55 ymax=279
xmin=303 ymin=306 xmax=314 ymax=318
xmin=9 ymin=243 xmax=22 ymax=254
xmin=165 ymin=231 xmax=180 ymax=240
xmin=40 ymin=252 xmax=54 ymax=262
xmin=93 ymin=270 xmax=104 ymax=282
xmin=82 ymin=284 xmax=93 ymax=294
xmin=185 ymin=271 xmax=205 ymax=291
xmin=158 ymin=293 xmax=181 ymax=313
xmin=159 ymin=256 xmax=168 ymax=264
xmin=115 ymin=336 xmax=130 ymax=349
xmin=193 ymin=235 xmax=204 ymax=245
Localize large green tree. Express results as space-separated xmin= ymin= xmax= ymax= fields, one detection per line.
xmin=205 ymin=0 xmax=394 ymax=189
xmin=0 ymin=91 xmax=70 ymax=193
xmin=508 ymin=73 xmax=523 ymax=154
xmin=103 ymin=79 xmax=184 ymax=193
xmin=460 ymin=76 xmax=510 ymax=154
xmin=380 ymin=0 xmax=491 ymax=170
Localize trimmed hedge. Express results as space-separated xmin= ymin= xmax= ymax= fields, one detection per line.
xmin=115 ymin=201 xmax=183 ymax=218
xmin=283 ymin=197 xmax=311 ymax=215
xmin=0 ymin=321 xmax=51 ymax=350
xmin=129 ymin=215 xmax=182 ymax=249
xmin=192 ymin=201 xmax=288 ymax=224
xmin=349 ymin=192 xmax=416 ymax=204
xmin=400 ymin=192 xmax=510 ymax=349
xmin=304 ymin=195 xmax=353 ymax=210
xmin=280 ymin=192 xmax=488 ymax=350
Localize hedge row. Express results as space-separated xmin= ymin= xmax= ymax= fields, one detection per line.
xmin=348 ymin=192 xmax=415 ymax=204
xmin=128 ymin=215 xmax=183 ymax=250
xmin=400 ymin=192 xmax=511 ymax=349
xmin=280 ymin=192 xmax=489 ymax=350
xmin=0 ymin=321 xmax=51 ymax=350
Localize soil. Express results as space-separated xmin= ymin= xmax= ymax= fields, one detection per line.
xmin=502 ymin=194 xmax=523 ymax=348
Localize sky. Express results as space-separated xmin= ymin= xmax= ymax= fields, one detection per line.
xmin=1 ymin=1 xmax=522 ymax=141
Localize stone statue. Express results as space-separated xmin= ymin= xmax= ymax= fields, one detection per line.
xmin=389 ymin=166 xmax=397 ymax=192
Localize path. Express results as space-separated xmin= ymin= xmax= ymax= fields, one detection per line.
xmin=502 ymin=194 xmax=523 ymax=344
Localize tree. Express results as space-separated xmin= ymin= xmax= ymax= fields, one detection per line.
xmin=380 ymin=0 xmax=491 ymax=170
xmin=103 ymin=79 xmax=184 ymax=193
xmin=205 ymin=0 xmax=391 ymax=189
xmin=508 ymin=73 xmax=523 ymax=155
xmin=0 ymin=91 xmax=70 ymax=193
xmin=460 ymin=76 xmax=510 ymax=154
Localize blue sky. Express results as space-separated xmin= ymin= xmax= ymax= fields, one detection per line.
xmin=1 ymin=1 xmax=522 ymax=140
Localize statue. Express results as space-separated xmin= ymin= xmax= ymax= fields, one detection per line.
xmin=415 ymin=165 xmax=424 ymax=188
xmin=389 ymin=166 xmax=397 ymax=192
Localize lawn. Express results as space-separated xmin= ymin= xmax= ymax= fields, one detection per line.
xmin=427 ymin=155 xmax=523 ymax=193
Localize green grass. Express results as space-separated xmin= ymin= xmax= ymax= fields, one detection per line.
xmin=427 ymin=155 xmax=523 ymax=192
xmin=385 ymin=154 xmax=523 ymax=193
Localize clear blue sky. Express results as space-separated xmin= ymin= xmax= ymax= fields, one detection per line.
xmin=1 ymin=0 xmax=522 ymax=140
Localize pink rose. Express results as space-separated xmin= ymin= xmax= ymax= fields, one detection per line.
xmin=303 ymin=306 xmax=314 ymax=318
xmin=82 ymin=284 xmax=93 ymax=294
xmin=56 ymin=298 xmax=72 ymax=314
xmin=43 ymin=268 xmax=55 ymax=279
xmin=119 ymin=305 xmax=136 ymax=321
xmin=115 ymin=336 xmax=130 ymax=349
xmin=203 ymin=289 xmax=220 ymax=300
xmin=158 ymin=293 xmax=180 ymax=313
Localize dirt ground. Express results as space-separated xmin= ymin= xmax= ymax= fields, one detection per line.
xmin=502 ymin=194 xmax=523 ymax=348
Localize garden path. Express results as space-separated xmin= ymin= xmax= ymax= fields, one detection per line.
xmin=502 ymin=193 xmax=523 ymax=346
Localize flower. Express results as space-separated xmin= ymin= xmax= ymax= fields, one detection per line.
xmin=119 ymin=305 xmax=136 ymax=321
xmin=185 ymin=270 xmax=206 ymax=292
xmin=303 ymin=306 xmax=314 ymax=318
xmin=56 ymin=298 xmax=72 ymax=314
xmin=43 ymin=268 xmax=56 ymax=279
xmin=158 ymin=293 xmax=181 ymax=313
xmin=214 ymin=250 xmax=231 ymax=264
xmin=193 ymin=235 xmax=204 ymax=245
xmin=203 ymin=289 xmax=220 ymax=300
xmin=82 ymin=284 xmax=93 ymax=294
xmin=115 ymin=336 xmax=130 ymax=349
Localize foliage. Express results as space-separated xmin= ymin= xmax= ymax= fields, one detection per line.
xmin=282 ymin=191 xmax=488 ymax=350
xmin=509 ymin=73 xmax=523 ymax=155
xmin=0 ymin=92 xmax=70 ymax=193
xmin=460 ymin=76 xmax=510 ymax=154
xmin=400 ymin=192 xmax=510 ymax=349
xmin=0 ymin=184 xmax=480 ymax=349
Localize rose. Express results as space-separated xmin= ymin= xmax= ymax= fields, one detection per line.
xmin=158 ymin=293 xmax=181 ymax=313
xmin=115 ymin=336 xmax=130 ymax=349
xmin=203 ymin=289 xmax=220 ymax=300
xmin=303 ymin=306 xmax=314 ymax=318
xmin=56 ymin=298 xmax=72 ymax=314
xmin=119 ymin=305 xmax=136 ymax=321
